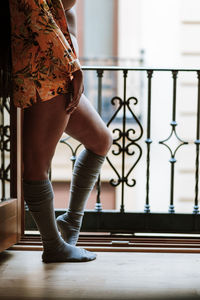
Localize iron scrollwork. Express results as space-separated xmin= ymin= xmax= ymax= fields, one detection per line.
xmin=106 ymin=93 xmax=143 ymax=192
xmin=0 ymin=94 xmax=11 ymax=201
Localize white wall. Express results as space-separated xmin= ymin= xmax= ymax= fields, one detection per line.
xmin=83 ymin=0 xmax=114 ymax=57
xmin=118 ymin=0 xmax=181 ymax=67
xmin=118 ymin=0 xmax=142 ymax=59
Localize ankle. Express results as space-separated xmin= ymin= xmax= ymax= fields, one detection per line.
xmin=58 ymin=211 xmax=83 ymax=228
xmin=42 ymin=236 xmax=64 ymax=252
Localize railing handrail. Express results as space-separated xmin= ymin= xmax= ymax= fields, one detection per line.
xmin=82 ymin=66 xmax=200 ymax=72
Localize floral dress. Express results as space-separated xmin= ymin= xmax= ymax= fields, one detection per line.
xmin=9 ymin=0 xmax=80 ymax=108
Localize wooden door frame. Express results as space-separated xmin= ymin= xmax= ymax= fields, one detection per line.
xmin=15 ymin=108 xmax=24 ymax=240
xmin=0 ymin=101 xmax=23 ymax=252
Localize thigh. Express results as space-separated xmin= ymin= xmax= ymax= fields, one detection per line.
xmin=64 ymin=94 xmax=112 ymax=155
xmin=23 ymin=93 xmax=71 ymax=179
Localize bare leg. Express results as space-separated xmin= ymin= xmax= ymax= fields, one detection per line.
xmin=57 ymin=94 xmax=113 ymax=245
xmin=64 ymin=94 xmax=113 ymax=156
xmin=23 ymin=94 xmax=70 ymax=181
xmin=23 ymin=93 xmax=96 ymax=262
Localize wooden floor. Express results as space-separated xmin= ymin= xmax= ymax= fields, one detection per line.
xmin=0 ymin=250 xmax=200 ymax=300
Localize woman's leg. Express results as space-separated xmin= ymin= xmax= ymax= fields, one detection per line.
xmin=23 ymin=93 xmax=96 ymax=262
xmin=64 ymin=94 xmax=113 ymax=156
xmin=23 ymin=94 xmax=70 ymax=181
xmin=57 ymin=94 xmax=113 ymax=245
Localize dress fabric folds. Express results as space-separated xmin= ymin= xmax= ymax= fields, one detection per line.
xmin=9 ymin=0 xmax=80 ymax=108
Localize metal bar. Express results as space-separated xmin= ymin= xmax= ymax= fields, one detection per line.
xmin=169 ymin=159 xmax=175 ymax=213
xmin=159 ymin=71 xmax=188 ymax=214
xmin=120 ymin=70 xmax=128 ymax=213
xmin=144 ymin=70 xmax=153 ymax=213
xmin=172 ymin=70 xmax=178 ymax=122
xmin=82 ymin=66 xmax=200 ymax=72
xmin=95 ymin=70 xmax=104 ymax=211
xmin=193 ymin=71 xmax=200 ymax=214
xmin=97 ymin=69 xmax=103 ymax=116
xmin=168 ymin=70 xmax=178 ymax=213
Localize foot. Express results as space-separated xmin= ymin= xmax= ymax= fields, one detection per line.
xmin=56 ymin=212 xmax=82 ymax=246
xmin=42 ymin=238 xmax=96 ymax=263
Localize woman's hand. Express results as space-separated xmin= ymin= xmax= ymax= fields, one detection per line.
xmin=66 ymin=69 xmax=84 ymax=114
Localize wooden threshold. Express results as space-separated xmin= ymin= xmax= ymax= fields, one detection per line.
xmin=9 ymin=233 xmax=200 ymax=253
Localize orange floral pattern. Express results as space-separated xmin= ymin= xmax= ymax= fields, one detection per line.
xmin=9 ymin=0 xmax=80 ymax=108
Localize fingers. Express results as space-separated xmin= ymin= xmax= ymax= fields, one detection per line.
xmin=65 ymin=69 xmax=83 ymax=114
xmin=66 ymin=106 xmax=77 ymax=115
xmin=71 ymin=70 xmax=83 ymax=103
xmin=65 ymin=87 xmax=80 ymax=114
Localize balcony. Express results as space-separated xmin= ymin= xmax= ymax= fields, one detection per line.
xmin=1 ymin=18 xmax=200 ymax=300
xmin=2 ymin=1 xmax=200 ymax=299
xmin=1 ymin=62 xmax=200 ymax=251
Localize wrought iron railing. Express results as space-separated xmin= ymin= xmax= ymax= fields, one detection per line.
xmin=0 ymin=67 xmax=11 ymax=202
xmin=79 ymin=55 xmax=144 ymax=123
xmin=0 ymin=0 xmax=17 ymax=203
xmin=24 ymin=66 xmax=200 ymax=234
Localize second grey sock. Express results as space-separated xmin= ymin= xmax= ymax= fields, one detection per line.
xmin=57 ymin=148 xmax=105 ymax=245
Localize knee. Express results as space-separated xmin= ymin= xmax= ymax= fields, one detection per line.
xmin=23 ymin=164 xmax=50 ymax=181
xmin=104 ymin=129 xmax=113 ymax=153
xmin=23 ymin=152 xmax=51 ymax=181
xmin=89 ymin=128 xmax=113 ymax=156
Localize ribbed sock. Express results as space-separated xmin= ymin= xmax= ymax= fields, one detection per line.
xmin=56 ymin=148 xmax=105 ymax=245
xmin=23 ymin=179 xmax=96 ymax=263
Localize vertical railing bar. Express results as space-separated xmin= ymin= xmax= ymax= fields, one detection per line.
xmin=144 ymin=70 xmax=153 ymax=213
xmin=169 ymin=161 xmax=175 ymax=213
xmin=193 ymin=71 xmax=200 ymax=214
xmin=120 ymin=69 xmax=128 ymax=213
xmin=95 ymin=69 xmax=104 ymax=212
xmin=168 ymin=70 xmax=178 ymax=213
xmin=159 ymin=70 xmax=188 ymax=214
xmin=97 ymin=69 xmax=103 ymax=116
xmin=172 ymin=71 xmax=177 ymax=121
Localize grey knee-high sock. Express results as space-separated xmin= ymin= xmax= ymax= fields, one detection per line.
xmin=23 ymin=179 xmax=96 ymax=263
xmin=56 ymin=148 xmax=105 ymax=245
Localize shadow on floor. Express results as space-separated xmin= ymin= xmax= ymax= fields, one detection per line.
xmin=0 ymin=251 xmax=14 ymax=264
